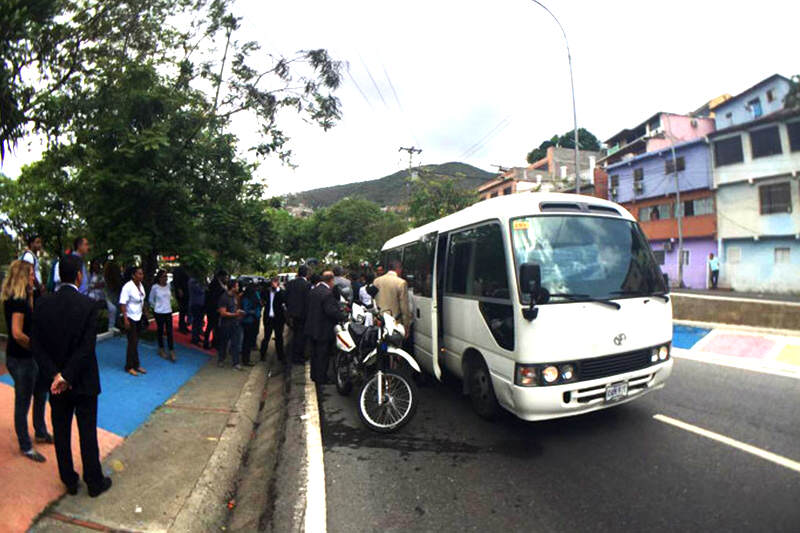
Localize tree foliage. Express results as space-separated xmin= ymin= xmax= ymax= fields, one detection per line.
xmin=526 ymin=128 xmax=601 ymax=164
xmin=786 ymin=74 xmax=800 ymax=109
xmin=407 ymin=174 xmax=478 ymax=227
xmin=0 ymin=0 xmax=346 ymax=281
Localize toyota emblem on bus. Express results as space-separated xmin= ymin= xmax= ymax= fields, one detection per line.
xmin=613 ymin=333 xmax=627 ymax=346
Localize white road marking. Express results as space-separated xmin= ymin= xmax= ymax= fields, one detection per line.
xmin=304 ymin=363 xmax=327 ymax=533
xmin=653 ymin=414 xmax=800 ymax=474
xmin=672 ymin=347 xmax=800 ymax=381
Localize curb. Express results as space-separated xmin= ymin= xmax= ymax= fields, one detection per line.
xmin=673 ymin=319 xmax=800 ymax=338
xmin=303 ymin=364 xmax=326 ymax=533
xmin=168 ymin=363 xmax=267 ymax=533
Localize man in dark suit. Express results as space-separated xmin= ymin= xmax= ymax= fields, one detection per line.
xmin=31 ymin=254 xmax=112 ymax=497
xmin=304 ymin=271 xmax=348 ymax=384
xmin=285 ymin=265 xmax=311 ymax=364
xmin=260 ymin=276 xmax=286 ymax=362
xmin=203 ymin=270 xmax=228 ymax=350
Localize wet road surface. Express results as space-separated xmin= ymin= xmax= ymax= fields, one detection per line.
xmin=319 ymin=359 xmax=800 ymax=532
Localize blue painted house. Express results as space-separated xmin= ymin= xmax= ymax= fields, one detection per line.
xmin=607 ymin=139 xmax=717 ymax=289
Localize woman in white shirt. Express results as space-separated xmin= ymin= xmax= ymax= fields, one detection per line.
xmin=119 ymin=266 xmax=148 ymax=376
xmin=149 ymin=269 xmax=175 ymax=362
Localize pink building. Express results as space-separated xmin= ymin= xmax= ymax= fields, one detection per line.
xmin=601 ymin=112 xmax=715 ymax=166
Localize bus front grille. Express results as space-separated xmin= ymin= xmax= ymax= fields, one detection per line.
xmin=578 ymin=349 xmax=653 ymax=381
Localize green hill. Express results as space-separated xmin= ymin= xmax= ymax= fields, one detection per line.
xmin=285 ymin=162 xmax=495 ymax=208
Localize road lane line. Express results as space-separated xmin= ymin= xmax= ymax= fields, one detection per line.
xmin=653 ymin=414 xmax=800 ymax=474
xmin=304 ymin=363 xmax=327 ymax=533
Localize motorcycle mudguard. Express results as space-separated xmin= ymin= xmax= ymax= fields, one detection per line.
xmin=335 ymin=329 xmax=356 ymax=352
xmin=362 ymin=347 xmax=421 ymax=373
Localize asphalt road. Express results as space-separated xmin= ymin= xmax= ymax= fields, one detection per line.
xmin=319 ymin=359 xmax=800 ymax=533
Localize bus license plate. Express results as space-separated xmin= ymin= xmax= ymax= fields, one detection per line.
xmin=605 ymin=381 xmax=628 ymax=402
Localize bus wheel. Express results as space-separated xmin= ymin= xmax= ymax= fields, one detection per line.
xmin=467 ymin=358 xmax=501 ymax=420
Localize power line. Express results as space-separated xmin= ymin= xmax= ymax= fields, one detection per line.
xmin=460 ymin=117 xmax=512 ymax=159
xmin=346 ymin=69 xmax=374 ymax=110
xmin=360 ymin=58 xmax=388 ymax=107
xmin=383 ymin=67 xmax=403 ymax=112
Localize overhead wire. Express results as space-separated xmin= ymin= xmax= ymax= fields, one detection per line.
xmin=460 ymin=116 xmax=513 ymax=159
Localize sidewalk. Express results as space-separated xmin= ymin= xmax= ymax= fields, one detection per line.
xmin=672 ymin=322 xmax=800 ymax=379
xmin=0 ymin=315 xmax=276 ymax=533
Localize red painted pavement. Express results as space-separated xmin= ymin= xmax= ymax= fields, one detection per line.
xmin=701 ymin=333 xmax=776 ymax=359
xmin=0 ymin=383 xmax=123 ymax=533
xmin=147 ymin=314 xmax=216 ymax=356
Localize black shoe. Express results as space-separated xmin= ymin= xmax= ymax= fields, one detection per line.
xmin=66 ymin=482 xmax=80 ymax=495
xmin=88 ymin=477 xmax=112 ymax=497
xmin=35 ymin=433 xmax=54 ymax=444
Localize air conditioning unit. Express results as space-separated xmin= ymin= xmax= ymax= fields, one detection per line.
xmin=611 ymin=187 xmax=618 ymax=197
xmin=664 ymin=241 xmax=673 ymax=252
xmin=690 ymin=119 xmax=698 ymax=128
xmin=634 ymin=182 xmax=643 ymax=193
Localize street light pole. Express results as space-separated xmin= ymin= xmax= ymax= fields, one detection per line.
xmin=529 ymin=0 xmax=580 ymax=194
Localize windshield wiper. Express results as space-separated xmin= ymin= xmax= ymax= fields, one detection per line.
xmin=548 ymin=293 xmax=621 ymax=310
xmin=610 ymin=290 xmax=669 ymax=302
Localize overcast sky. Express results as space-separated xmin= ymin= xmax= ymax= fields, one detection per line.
xmin=3 ymin=0 xmax=799 ymax=197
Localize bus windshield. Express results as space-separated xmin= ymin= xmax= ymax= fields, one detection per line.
xmin=510 ymin=215 xmax=667 ymax=303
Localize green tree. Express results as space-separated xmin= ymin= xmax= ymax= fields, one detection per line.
xmin=0 ymin=150 xmax=85 ymax=255
xmin=526 ymin=128 xmax=601 ymax=164
xmin=407 ymin=176 xmax=478 ymax=227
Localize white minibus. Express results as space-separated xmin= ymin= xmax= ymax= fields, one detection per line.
xmin=381 ymin=192 xmax=673 ymax=421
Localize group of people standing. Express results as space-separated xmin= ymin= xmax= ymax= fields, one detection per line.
xmin=281 ymin=260 xmax=411 ymax=385
xmin=2 ymin=249 xmax=111 ymax=497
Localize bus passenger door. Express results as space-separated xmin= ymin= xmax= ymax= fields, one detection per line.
xmin=431 ymin=232 xmax=448 ymax=381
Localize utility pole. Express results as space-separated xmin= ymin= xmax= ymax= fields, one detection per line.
xmin=399 ymin=146 xmax=422 ymax=206
xmin=670 ymin=143 xmax=685 ymax=288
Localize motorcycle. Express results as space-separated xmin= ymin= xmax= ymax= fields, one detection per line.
xmin=334 ymin=301 xmax=420 ymax=433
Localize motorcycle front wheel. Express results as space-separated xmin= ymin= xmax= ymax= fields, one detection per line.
xmin=335 ymin=350 xmax=353 ymax=396
xmin=358 ymin=370 xmax=418 ymax=433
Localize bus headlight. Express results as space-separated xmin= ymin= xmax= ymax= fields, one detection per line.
xmin=542 ymin=366 xmax=559 ymax=384
xmin=514 ymin=365 xmax=539 ymax=387
xmin=651 ymin=348 xmax=659 ymax=363
xmin=560 ymin=364 xmax=576 ymax=382
xmin=659 ymin=345 xmax=669 ymax=361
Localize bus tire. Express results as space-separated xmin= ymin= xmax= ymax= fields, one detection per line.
xmin=466 ymin=357 xmax=501 ymax=420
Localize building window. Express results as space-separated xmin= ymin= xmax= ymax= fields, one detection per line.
xmin=787 ymin=121 xmax=800 ymax=152
xmin=714 ymin=136 xmax=744 ymax=166
xmin=759 ymin=182 xmax=792 ymax=214
xmin=725 ymin=112 xmax=733 ymax=121
xmin=693 ymin=197 xmax=714 ymax=216
xmin=633 ymin=168 xmax=644 ymax=181
xmin=652 ymin=250 xmax=665 ymax=265
xmin=680 ymin=249 xmax=690 ymax=266
xmin=503 ymin=187 xmax=512 ymax=196
xmin=649 ymin=203 xmax=672 ymax=220
xmin=665 ymin=156 xmax=686 ymax=174
xmin=750 ymin=126 xmax=783 ymax=158
xmin=766 ymin=89 xmax=775 ymax=103
xmin=491 ymin=192 xmax=498 ymax=198
xmin=638 ymin=207 xmax=650 ymax=222
xmin=727 ymin=246 xmax=741 ymax=264
xmin=775 ymin=247 xmax=791 ymax=264
xmin=610 ymin=175 xmax=619 ymax=187
xmin=748 ymin=97 xmax=763 ymax=118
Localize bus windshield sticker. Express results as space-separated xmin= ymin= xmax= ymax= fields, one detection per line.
xmin=513 ymin=220 xmax=530 ymax=231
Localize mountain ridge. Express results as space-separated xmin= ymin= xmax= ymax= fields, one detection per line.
xmin=284 ymin=161 xmax=495 ymax=208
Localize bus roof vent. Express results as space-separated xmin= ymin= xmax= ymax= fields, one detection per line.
xmin=538 ymin=202 xmax=622 ymax=216
xmin=586 ymin=205 xmax=622 ymax=216
xmin=539 ymin=202 xmax=583 ymax=213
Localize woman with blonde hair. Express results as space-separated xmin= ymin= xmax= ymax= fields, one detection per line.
xmin=1 ymin=260 xmax=52 ymax=462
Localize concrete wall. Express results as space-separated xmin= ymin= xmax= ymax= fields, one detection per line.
xmin=712 ymin=121 xmax=800 ymax=187
xmin=715 ymin=178 xmax=800 ymax=240
xmin=720 ymin=236 xmax=800 ymax=293
xmin=652 ymin=238 xmax=717 ymax=290
xmin=672 ymin=294 xmax=800 ymax=330
xmin=608 ymin=140 xmax=712 ymax=204
xmin=714 ymin=77 xmax=792 ymax=129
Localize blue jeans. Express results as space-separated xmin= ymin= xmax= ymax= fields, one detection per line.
xmin=216 ymin=323 xmax=241 ymax=366
xmin=6 ymin=356 xmax=49 ymax=452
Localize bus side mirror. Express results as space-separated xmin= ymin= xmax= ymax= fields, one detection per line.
xmin=519 ymin=263 xmax=541 ymax=321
